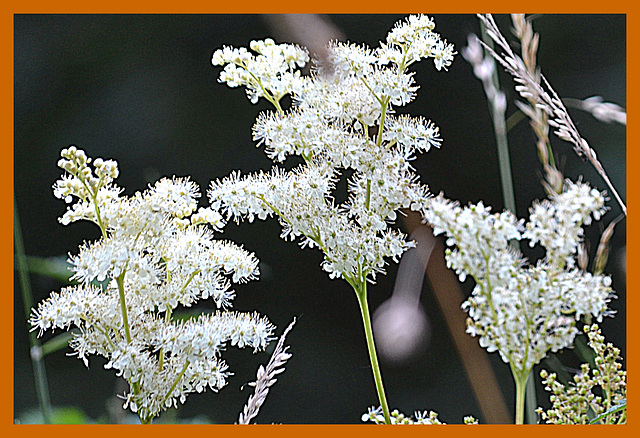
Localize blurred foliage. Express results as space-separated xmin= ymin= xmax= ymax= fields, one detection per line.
xmin=16 ymin=406 xmax=93 ymax=424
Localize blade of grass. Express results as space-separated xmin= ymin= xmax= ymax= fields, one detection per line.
xmin=479 ymin=18 xmax=540 ymax=423
xmin=589 ymin=400 xmax=626 ymax=424
xmin=40 ymin=330 xmax=78 ymax=357
xmin=17 ymin=255 xmax=73 ymax=283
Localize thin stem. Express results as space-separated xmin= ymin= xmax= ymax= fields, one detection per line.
xmin=157 ymin=360 xmax=191 ymax=420
xmin=494 ymin=112 xmax=516 ymax=214
xmin=479 ymin=21 xmax=517 ymax=217
xmin=512 ymin=367 xmax=529 ymax=424
xmin=257 ymin=194 xmax=293 ymax=228
xmin=376 ymin=98 xmax=391 ymax=149
xmin=116 ymin=274 xmax=132 ymax=343
xmin=245 ymin=68 xmax=284 ymax=114
xmin=353 ymin=279 xmax=391 ymax=425
xmin=158 ymin=308 xmax=173 ymax=372
xmin=525 ymin=369 xmax=537 ymax=424
xmin=14 ymin=198 xmax=53 ymax=424
xmin=365 ymin=179 xmax=372 ymax=210
xmin=71 ymin=159 xmax=107 ymax=236
xmin=480 ymin=20 xmax=540 ymax=423
xmin=113 ymin=272 xmax=144 ymax=418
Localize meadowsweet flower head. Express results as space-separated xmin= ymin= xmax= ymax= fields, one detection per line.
xmin=362 ymin=407 xmax=443 ymax=424
xmin=524 ymin=179 xmax=608 ymax=271
xmin=362 ymin=406 xmax=476 ymax=424
xmin=210 ymin=15 xmax=454 ymax=284
xmin=31 ymin=147 xmax=274 ymax=423
xmin=212 ymin=38 xmax=309 ymax=105
xmin=424 ymin=180 xmax=614 ymax=374
xmin=380 ymin=14 xmax=455 ymax=71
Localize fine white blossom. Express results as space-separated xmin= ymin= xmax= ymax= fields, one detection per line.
xmin=209 ymin=15 xmax=454 ymax=284
xmin=362 ymin=406 xmax=476 ymax=424
xmin=423 ymin=180 xmax=614 ymax=374
xmin=212 ymin=38 xmax=309 ymax=105
xmin=31 ymin=147 xmax=273 ymax=423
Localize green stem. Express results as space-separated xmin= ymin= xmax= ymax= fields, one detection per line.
xmin=512 ymin=368 xmax=529 ymax=424
xmin=365 ymin=179 xmax=372 ymax=210
xmin=245 ymin=68 xmax=284 ymax=114
xmin=114 ymin=272 xmax=144 ymax=418
xmin=257 ymin=194 xmax=293 ymax=228
xmin=525 ymin=372 xmax=537 ymax=424
xmin=352 ymin=279 xmax=391 ymax=424
xmin=480 ymin=20 xmax=540 ymax=424
xmin=14 ymin=198 xmax=53 ymax=424
xmin=376 ymin=98 xmax=390 ymax=149
xmin=71 ymin=160 xmax=107 ymax=235
xmin=158 ymin=308 xmax=173 ymax=372
xmin=479 ymin=20 xmax=516 ymax=218
xmin=155 ymin=360 xmax=191 ymax=422
xmin=115 ymin=274 xmax=132 ymax=343
xmin=494 ymin=112 xmax=516 ymax=215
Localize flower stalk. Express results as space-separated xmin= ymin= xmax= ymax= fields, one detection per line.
xmin=353 ymin=279 xmax=391 ymax=424
xmin=209 ymin=14 xmax=454 ymax=425
xmin=513 ymin=369 xmax=528 ymax=425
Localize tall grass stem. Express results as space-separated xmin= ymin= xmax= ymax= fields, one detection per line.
xmin=480 ymin=20 xmax=517 ymax=217
xmin=480 ymin=19 xmax=539 ymax=423
xmin=14 ymin=197 xmax=53 ymax=423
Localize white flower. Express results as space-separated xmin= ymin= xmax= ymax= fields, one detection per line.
xmin=209 ymin=15 xmax=454 ymax=285
xmin=423 ymin=180 xmax=614 ymax=374
xmin=524 ymin=179 xmax=608 ymax=271
xmin=326 ymin=41 xmax=378 ymax=79
xmin=190 ymin=206 xmax=225 ymax=230
xmin=31 ymin=147 xmax=274 ymax=422
xmin=212 ymin=39 xmax=309 ymax=104
xmin=381 ymin=14 xmax=455 ymax=71
xmin=383 ymin=115 xmax=442 ymax=153
xmin=362 ymin=406 xmax=447 ymax=424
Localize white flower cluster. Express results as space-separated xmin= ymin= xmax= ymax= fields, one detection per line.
xmin=524 ymin=180 xmax=607 ymax=271
xmin=423 ymin=180 xmax=614 ymax=373
xmin=209 ymin=15 xmax=454 ymax=284
xmin=212 ymin=38 xmax=309 ymax=105
xmin=31 ymin=146 xmax=273 ymax=422
xmin=361 ymin=406 xmax=477 ymax=424
xmin=362 ymin=406 xmax=444 ymax=424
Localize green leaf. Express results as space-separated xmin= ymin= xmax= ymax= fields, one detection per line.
xmin=16 ymin=255 xmax=73 ymax=283
xmin=542 ymin=354 xmax=572 ymax=385
xmin=574 ymin=333 xmax=596 ymax=368
xmin=40 ymin=330 xmax=78 ymax=356
xmin=16 ymin=406 xmax=92 ymax=424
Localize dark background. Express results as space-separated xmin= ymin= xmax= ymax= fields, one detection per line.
xmin=14 ymin=14 xmax=626 ymax=424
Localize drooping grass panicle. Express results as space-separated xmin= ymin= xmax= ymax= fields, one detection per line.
xmin=477 ymin=14 xmax=626 ymax=216
xmin=563 ymin=96 xmax=626 ymax=126
xmin=509 ymin=14 xmax=563 ymax=195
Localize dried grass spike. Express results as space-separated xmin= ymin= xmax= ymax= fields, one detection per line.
xmin=237 ymin=317 xmax=296 ymax=424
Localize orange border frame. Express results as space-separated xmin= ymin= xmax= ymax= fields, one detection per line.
xmin=3 ymin=2 xmax=635 ymax=438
